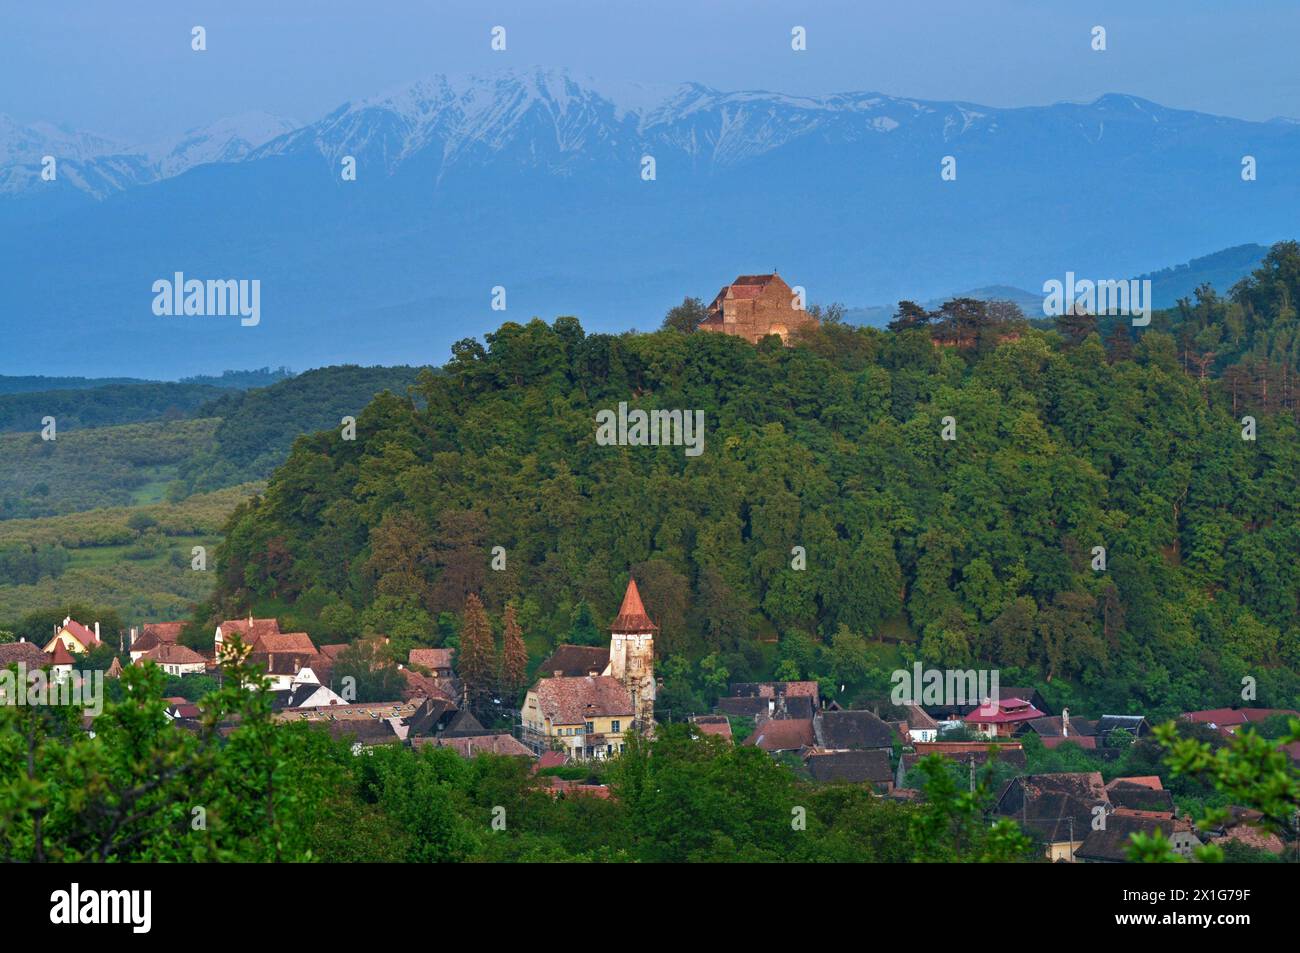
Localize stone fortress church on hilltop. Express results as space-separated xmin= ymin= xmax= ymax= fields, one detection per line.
xmin=697 ymin=272 xmax=820 ymax=345
xmin=522 ymin=578 xmax=658 ymax=761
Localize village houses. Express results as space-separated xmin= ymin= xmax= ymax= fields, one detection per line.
xmin=521 ymin=577 xmax=657 ymax=760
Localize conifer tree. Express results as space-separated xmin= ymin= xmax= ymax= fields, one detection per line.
xmin=1104 ymin=321 xmax=1136 ymax=362
xmin=500 ymin=602 xmax=528 ymax=701
xmin=458 ymin=592 xmax=496 ymax=708
xmin=1058 ymin=304 xmax=1098 ymax=346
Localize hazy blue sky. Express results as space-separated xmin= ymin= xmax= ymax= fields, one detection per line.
xmin=6 ymin=0 xmax=1299 ymax=140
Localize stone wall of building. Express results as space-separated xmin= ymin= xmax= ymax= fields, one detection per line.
xmin=698 ymin=273 xmax=819 ymax=345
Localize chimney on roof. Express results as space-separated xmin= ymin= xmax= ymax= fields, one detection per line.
xmin=1062 ymin=707 xmax=1070 ymax=737
xmin=94 ymin=621 xmax=101 ymax=641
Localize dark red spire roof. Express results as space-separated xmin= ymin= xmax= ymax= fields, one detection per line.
xmin=610 ymin=578 xmax=658 ymax=634
xmin=48 ymin=642 xmax=77 ymax=666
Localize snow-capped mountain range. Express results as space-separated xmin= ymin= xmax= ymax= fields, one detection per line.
xmin=2 ymin=67 xmax=1297 ymax=377
xmin=9 ymin=67 xmax=1285 ymax=199
xmin=0 ymin=110 xmax=297 ymax=198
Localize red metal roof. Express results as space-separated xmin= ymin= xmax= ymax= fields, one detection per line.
xmin=964 ymin=697 xmax=1045 ymax=724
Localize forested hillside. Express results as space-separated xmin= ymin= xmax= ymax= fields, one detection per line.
xmin=0 ymin=382 xmax=225 ymax=431
xmin=0 ymin=365 xmax=428 ymax=626
xmin=1138 ymin=243 xmax=1269 ymax=311
xmin=0 ymin=369 xmax=294 ymax=431
xmin=0 ymin=365 xmax=428 ymax=522
xmin=212 ymin=245 xmax=1300 ymax=721
xmin=0 ymin=484 xmax=260 ymax=627
xmin=0 ymin=368 xmax=289 ymax=397
xmin=0 ymin=375 xmax=152 ymax=395
xmin=0 ymin=418 xmax=220 ymax=519
xmin=174 ymin=365 xmax=428 ymax=493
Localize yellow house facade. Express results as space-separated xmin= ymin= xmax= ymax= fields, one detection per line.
xmin=522 ymin=676 xmax=634 ymax=761
xmin=43 ymin=617 xmax=104 ymax=655
xmin=522 ymin=578 xmax=657 ymax=761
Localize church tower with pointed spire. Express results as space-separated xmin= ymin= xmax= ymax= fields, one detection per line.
xmin=608 ymin=577 xmax=657 ymax=731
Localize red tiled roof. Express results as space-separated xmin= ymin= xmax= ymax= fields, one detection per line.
xmin=401 ymin=669 xmax=457 ymax=703
xmin=708 ymin=274 xmax=787 ymax=310
xmin=913 ymin=741 xmax=1023 ymax=755
xmin=61 ymin=618 xmax=102 ymax=649
xmin=419 ymin=734 xmax=533 ymax=758
xmin=610 ymin=578 xmax=657 ymax=634
xmin=48 ymin=642 xmax=77 ymax=666
xmin=1107 ymin=775 xmax=1163 ymax=791
xmin=134 ymin=622 xmax=185 ymax=652
xmin=1222 ymin=824 xmax=1285 ymax=854
xmin=534 ymin=676 xmax=634 ymax=723
xmin=536 ymin=751 xmax=568 ymax=770
xmin=138 ymin=643 xmax=206 ymax=666
xmin=298 ymin=653 xmax=334 ymax=681
xmin=1040 ymin=735 xmax=1097 ymax=750
xmin=218 ymin=617 xmax=281 ymax=642
xmin=543 ymin=778 xmax=613 ymax=799
xmin=691 ymin=715 xmax=733 ymax=741
xmin=409 ymin=648 xmax=454 ymax=671
xmin=0 ymin=642 xmax=52 ymax=668
xmin=253 ymin=632 xmax=317 ymax=654
xmin=782 ymin=681 xmax=819 ymax=698
xmin=1181 ymin=707 xmax=1299 ymax=728
xmin=745 ymin=718 xmax=815 ymax=752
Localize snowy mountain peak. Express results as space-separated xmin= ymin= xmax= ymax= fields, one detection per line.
xmin=2 ymin=74 xmax=1286 ymax=202
xmin=136 ymin=112 xmax=298 ymax=176
xmin=0 ymin=114 xmax=125 ymax=165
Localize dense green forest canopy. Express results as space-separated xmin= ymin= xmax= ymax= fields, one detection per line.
xmin=0 ymin=418 xmax=220 ymax=519
xmin=0 ymin=375 xmax=153 ymax=395
xmin=0 ymin=382 xmax=226 ymax=432
xmin=0 ymin=367 xmax=290 ymax=398
xmin=0 ymin=369 xmax=288 ymax=432
xmin=174 ymin=364 xmax=429 ymax=494
xmin=0 ymin=365 xmax=427 ymax=522
xmin=211 ymin=244 xmax=1300 ymax=722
